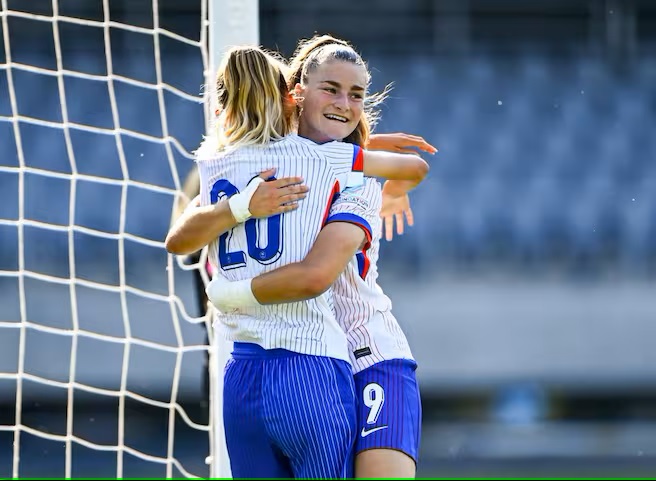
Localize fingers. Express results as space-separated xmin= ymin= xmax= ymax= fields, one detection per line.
xmin=383 ymin=214 xmax=394 ymax=241
xmin=405 ymin=207 xmax=414 ymax=227
xmin=381 ymin=206 xmax=413 ymax=241
xmin=269 ymin=175 xmax=305 ymax=189
xmin=255 ymin=170 xmax=313 ymax=188
xmin=258 ymin=168 xmax=277 ymax=180
xmin=262 ymin=183 xmax=309 ymax=216
xmin=276 ymin=201 xmax=303 ymax=214
xmin=416 ymin=140 xmax=438 ymax=154
xmin=394 ymin=133 xmax=438 ymax=154
xmin=395 ymin=212 xmax=405 ymax=236
xmin=277 ymin=183 xmax=309 ymax=200
xmin=396 ymin=147 xmax=421 ymax=155
xmin=278 ymin=188 xmax=309 ymax=205
xmin=405 ymin=139 xmax=437 ymax=154
xmin=414 ymin=142 xmax=437 ymax=154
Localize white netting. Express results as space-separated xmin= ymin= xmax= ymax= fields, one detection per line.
xmin=0 ymin=0 xmax=218 ymax=477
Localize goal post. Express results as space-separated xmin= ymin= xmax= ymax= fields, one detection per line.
xmin=206 ymin=1 xmax=259 ymax=479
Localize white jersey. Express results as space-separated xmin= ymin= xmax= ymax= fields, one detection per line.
xmin=197 ymin=133 xmax=364 ymax=363
xmin=326 ymin=178 xmax=415 ymax=373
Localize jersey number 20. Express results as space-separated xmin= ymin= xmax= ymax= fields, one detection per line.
xmin=211 ymin=179 xmax=283 ymax=269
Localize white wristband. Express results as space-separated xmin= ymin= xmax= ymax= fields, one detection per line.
xmin=206 ymin=277 xmax=260 ymax=312
xmin=228 ymin=176 xmax=264 ymax=223
xmin=230 ymin=278 xmax=260 ymax=308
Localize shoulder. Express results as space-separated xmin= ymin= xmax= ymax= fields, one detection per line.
xmin=344 ymin=177 xmax=381 ymax=194
xmin=265 ymin=134 xmax=309 ymax=153
xmin=315 ymin=141 xmax=358 ymax=164
xmin=194 ymin=136 xmax=223 ymax=163
xmin=340 ymin=178 xmax=381 ymax=208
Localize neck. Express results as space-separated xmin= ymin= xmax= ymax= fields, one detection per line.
xmin=298 ymin=133 xmax=334 ymax=144
xmin=297 ymin=124 xmax=343 ymax=145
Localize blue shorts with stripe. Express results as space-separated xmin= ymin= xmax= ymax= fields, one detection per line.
xmin=353 ymin=358 xmax=422 ymax=462
xmin=223 ymin=342 xmax=357 ymax=479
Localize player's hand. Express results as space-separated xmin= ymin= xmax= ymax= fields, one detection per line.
xmin=186 ymin=194 xmax=201 ymax=211
xmin=248 ymin=168 xmax=309 ymax=218
xmin=206 ymin=274 xmax=258 ymax=313
xmin=368 ymin=132 xmax=437 ymax=155
xmin=206 ymin=274 xmax=236 ymax=313
xmin=380 ymin=189 xmax=414 ymax=242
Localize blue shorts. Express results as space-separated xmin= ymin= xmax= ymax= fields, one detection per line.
xmin=353 ymin=358 xmax=422 ymax=462
xmin=222 ymin=342 xmax=357 ymax=479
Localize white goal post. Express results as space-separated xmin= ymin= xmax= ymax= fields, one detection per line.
xmin=207 ymin=1 xmax=260 ymax=479
xmin=0 ymin=0 xmax=258 ymax=478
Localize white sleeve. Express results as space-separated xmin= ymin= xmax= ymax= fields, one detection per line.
xmin=197 ymin=161 xmax=211 ymax=207
xmin=319 ymin=142 xmax=364 ymax=188
xmin=324 ymin=179 xmax=382 ymax=248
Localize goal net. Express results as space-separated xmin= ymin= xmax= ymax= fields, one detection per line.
xmin=0 ymin=0 xmax=257 ymax=478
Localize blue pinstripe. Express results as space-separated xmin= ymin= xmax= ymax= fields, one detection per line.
xmin=223 ymin=343 xmax=357 ymax=479
xmin=353 ymin=358 xmax=422 ymax=462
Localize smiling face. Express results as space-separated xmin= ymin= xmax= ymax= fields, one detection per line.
xmin=295 ymin=59 xmax=367 ymax=143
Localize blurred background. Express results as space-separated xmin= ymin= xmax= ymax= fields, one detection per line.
xmin=1 ymin=0 xmax=656 ymax=477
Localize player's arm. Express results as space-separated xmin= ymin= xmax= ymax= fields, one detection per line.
xmin=362 ymin=149 xmax=430 ymax=186
xmin=363 ymin=131 xmax=434 ymax=184
xmin=165 ymin=169 xmax=309 ymax=255
xmin=257 ymin=221 xmax=366 ymax=303
xmin=206 ymin=186 xmax=375 ymax=311
xmin=171 ymin=167 xmax=201 ymax=228
xmin=165 ymin=196 xmax=238 ymax=256
xmin=206 ymin=221 xmax=366 ymax=309
xmin=368 ymin=132 xmax=437 ymax=155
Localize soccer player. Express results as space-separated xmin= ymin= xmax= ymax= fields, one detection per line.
xmin=287 ymin=35 xmax=428 ymax=478
xmin=167 ymin=166 xmax=310 ymax=423
xmin=193 ymin=45 xmax=427 ymax=479
xmin=206 ymin=36 xmax=430 ymax=478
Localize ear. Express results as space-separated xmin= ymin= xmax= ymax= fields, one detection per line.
xmin=283 ymin=91 xmax=297 ymax=115
xmin=293 ymin=83 xmax=304 ymax=106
